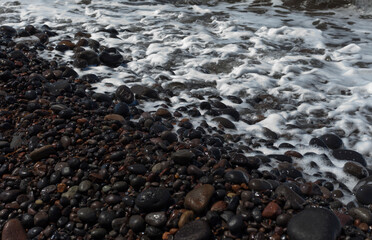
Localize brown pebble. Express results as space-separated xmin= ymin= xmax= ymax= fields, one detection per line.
xmin=284 ymin=150 xmax=303 ymax=158
xmin=104 ymin=114 xmax=125 ymax=123
xmin=210 ymin=200 xmax=228 ymax=212
xmin=178 ymin=210 xmax=194 ymax=228
xmin=2 ymin=218 xmax=27 ymax=240
xmin=156 ymin=108 xmax=172 ymax=118
xmin=359 ymin=222 xmax=369 ymax=231
xmin=262 ymin=201 xmax=282 ymax=218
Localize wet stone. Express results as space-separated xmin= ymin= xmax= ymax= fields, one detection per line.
xmin=34 ymin=211 xmax=49 ymax=227
xmin=0 ymin=189 xmax=20 ymax=202
xmin=228 ymin=215 xmax=244 ymax=233
xmin=309 ymin=137 xmax=328 ymax=149
xmin=212 ymin=117 xmax=236 ymax=129
xmin=184 ymin=184 xmax=215 ymax=214
xmin=348 ymin=207 xmax=372 ymax=225
xmin=174 ymin=220 xmax=211 ymax=240
xmin=319 ymin=134 xmax=343 ymax=149
xmin=178 ymin=210 xmax=194 ymax=228
xmin=27 ymin=227 xmax=43 ymax=239
xmin=127 ymin=164 xmax=147 ymax=175
xmin=115 ymin=85 xmax=134 ymax=104
xmin=262 ymin=201 xmax=282 ymax=219
xmin=224 ymin=170 xmax=249 ymax=184
xmin=91 ymin=228 xmax=106 ymax=240
xmin=2 ymin=218 xmax=27 ymax=240
xmin=333 ymin=149 xmax=366 ymax=167
xmin=156 ymin=108 xmax=172 ymax=118
xmin=99 ymin=47 xmax=124 ymax=67
xmin=171 ymin=149 xmax=195 ymax=165
xmin=355 ymin=184 xmax=372 ymax=205
xmin=343 ymin=161 xmax=369 ymax=179
xmin=129 ymin=215 xmax=145 ymax=232
xmin=78 ymin=180 xmax=92 ymax=193
xmin=77 ymin=208 xmax=97 ymax=223
xmin=248 ymin=179 xmax=273 ymax=191
xmin=275 ymin=185 xmax=305 ymax=210
xmin=135 ymin=187 xmax=171 ymax=212
xmin=113 ymin=102 xmax=130 ymax=117
xmin=287 ymin=208 xmax=341 ymax=240
xmin=98 ymin=211 xmax=116 ymax=228
xmin=145 ymin=211 xmax=167 ymax=227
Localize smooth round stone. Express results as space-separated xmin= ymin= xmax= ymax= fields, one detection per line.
xmin=184 ymin=184 xmax=215 ymax=214
xmin=248 ymin=179 xmax=273 ymax=191
xmin=287 ymin=208 xmax=341 ymax=240
xmin=30 ymin=145 xmax=55 ymax=161
xmin=0 ymin=189 xmax=20 ymax=202
xmin=27 ymin=227 xmax=43 ymax=239
xmin=319 ymin=134 xmax=343 ymax=149
xmin=178 ymin=210 xmax=194 ymax=228
xmin=224 ymin=170 xmax=249 ymax=184
xmin=348 ymin=207 xmax=372 ymax=225
xmin=175 ymin=220 xmax=211 ymax=240
xmin=113 ymin=102 xmax=130 ymax=117
xmin=145 ymin=226 xmax=163 ymax=238
xmin=343 ymin=162 xmax=369 ymax=179
xmin=171 ymin=149 xmax=195 ymax=165
xmin=161 ymin=131 xmax=178 ymax=143
xmin=156 ymin=108 xmax=172 ymax=118
xmin=79 ymin=180 xmax=92 ymax=193
xmin=2 ymin=218 xmax=27 ymax=240
xmin=75 ymin=50 xmax=100 ymax=65
xmin=34 ymin=211 xmax=49 ymax=227
xmin=355 ymin=184 xmax=372 ymax=205
xmin=228 ymin=215 xmax=244 ymax=233
xmin=105 ymin=194 xmax=121 ymax=205
xmin=77 ymin=208 xmax=97 ymax=223
xmin=62 ymin=186 xmax=79 ymax=199
xmin=127 ymin=164 xmax=147 ymax=175
xmin=332 ymin=149 xmax=366 ymax=167
xmin=115 ymin=85 xmax=134 ymax=104
xmin=91 ymin=228 xmax=107 ymax=240
xmin=145 ymin=211 xmax=167 ymax=227
xmin=98 ymin=211 xmax=116 ymax=228
xmin=99 ymin=47 xmax=124 ymax=67
xmin=112 ymin=181 xmax=128 ymax=191
xmin=309 ymin=137 xmax=328 ymax=149
xmin=135 ymin=187 xmax=171 ymax=212
xmin=353 ymin=176 xmax=372 ymax=193
xmin=212 ymin=117 xmax=236 ymax=129
xmin=129 ymin=215 xmax=145 ymax=232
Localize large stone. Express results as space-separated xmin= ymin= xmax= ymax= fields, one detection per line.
xmin=171 ymin=149 xmax=195 ymax=165
xmin=30 ymin=145 xmax=55 ymax=161
xmin=135 ymin=187 xmax=171 ymax=212
xmin=319 ymin=134 xmax=343 ymax=149
xmin=355 ymin=184 xmax=372 ymax=205
xmin=349 ymin=207 xmax=372 ymax=225
xmin=184 ymin=184 xmax=214 ymax=214
xmin=174 ymin=220 xmax=211 ymax=240
xmin=287 ymin=208 xmax=341 ymax=240
xmin=1 ymin=218 xmax=27 ymax=240
xmin=224 ymin=170 xmax=249 ymax=184
xmin=115 ymin=85 xmax=134 ymax=104
xmin=332 ymin=149 xmax=366 ymax=167
xmin=343 ymin=161 xmax=369 ymax=179
xmin=275 ymin=185 xmax=305 ymax=210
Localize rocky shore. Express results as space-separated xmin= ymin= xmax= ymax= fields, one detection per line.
xmin=1 ymin=24 xmax=372 ymax=240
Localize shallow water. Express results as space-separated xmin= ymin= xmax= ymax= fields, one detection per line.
xmin=1 ymin=0 xmax=372 ymax=202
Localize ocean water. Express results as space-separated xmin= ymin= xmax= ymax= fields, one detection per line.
xmin=1 ymin=0 xmax=372 ymax=202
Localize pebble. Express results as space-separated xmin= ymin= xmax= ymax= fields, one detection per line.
xmin=113 ymin=102 xmax=130 ymax=117
xmin=355 ymin=184 xmax=372 ymax=205
xmin=156 ymin=108 xmax=172 ymax=118
xmin=184 ymin=184 xmax=215 ymax=214
xmin=174 ymin=220 xmax=211 ymax=240
xmin=228 ymin=215 xmax=244 ymax=233
xmin=275 ymin=185 xmax=305 ymax=209
xmin=319 ymin=133 xmax=343 ymax=149
xmin=104 ymin=114 xmax=125 ymax=123
xmin=248 ymin=179 xmax=273 ymax=191
xmin=343 ymin=161 xmax=369 ymax=179
xmin=2 ymin=218 xmax=27 ymax=240
xmin=129 ymin=215 xmax=145 ymax=232
xmin=212 ymin=117 xmax=236 ymax=129
xmin=91 ymin=228 xmax=107 ymax=240
xmin=333 ymin=149 xmax=366 ymax=166
xmin=171 ymin=149 xmax=195 ymax=165
xmin=78 ymin=180 xmax=92 ymax=192
xmin=224 ymin=170 xmax=249 ymax=184
xmin=99 ymin=47 xmax=124 ymax=67
xmin=262 ymin=201 xmax=282 ymax=219
xmin=116 ymin=85 xmax=134 ymax=104
xmin=34 ymin=211 xmax=49 ymax=227
xmin=77 ymin=208 xmax=97 ymax=223
xmin=287 ymin=208 xmax=341 ymax=240
xmin=135 ymin=187 xmax=171 ymax=212
xmin=145 ymin=211 xmax=167 ymax=227
xmin=178 ymin=210 xmax=194 ymax=228
xmin=98 ymin=211 xmax=116 ymax=228
xmin=348 ymin=207 xmax=372 ymax=225
xmin=0 ymin=189 xmax=20 ymax=202
xmin=29 ymin=145 xmax=55 ymax=161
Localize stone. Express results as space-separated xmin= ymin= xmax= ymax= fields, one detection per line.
xmin=262 ymin=201 xmax=282 ymax=218
xmin=2 ymin=218 xmax=27 ymax=240
xmin=75 ymin=50 xmax=100 ymax=65
xmin=113 ymin=102 xmax=130 ymax=117
xmin=30 ymin=145 xmax=55 ymax=161
xmin=34 ymin=211 xmax=49 ymax=227
xmin=171 ymin=149 xmax=195 ymax=165
xmin=178 ymin=210 xmax=194 ymax=228
xmin=115 ymin=85 xmax=134 ymax=104
xmin=275 ymin=185 xmax=305 ymax=210
xmin=129 ymin=215 xmax=145 ymax=232
xmin=355 ymin=184 xmax=372 ymax=205
xmin=319 ymin=134 xmax=343 ymax=149
xmin=161 ymin=131 xmax=178 ymax=143
xmin=135 ymin=187 xmax=171 ymax=212
xmin=98 ymin=211 xmax=116 ymax=228
xmin=145 ymin=211 xmax=167 ymax=227
xmin=309 ymin=137 xmax=328 ymax=149
xmin=248 ymin=179 xmax=273 ymax=191
xmin=224 ymin=170 xmax=249 ymax=184
xmin=228 ymin=215 xmax=244 ymax=233
xmin=212 ymin=117 xmax=236 ymax=129
xmin=333 ymin=149 xmax=366 ymax=167
xmin=78 ymin=180 xmax=92 ymax=193
xmin=127 ymin=164 xmax=147 ymax=175
xmin=184 ymin=184 xmax=215 ymax=214
xmin=104 ymin=114 xmax=125 ymax=123
xmin=62 ymin=186 xmax=79 ymax=199
xmin=287 ymin=208 xmax=341 ymax=240
xmin=353 ymin=176 xmax=372 ymax=193
xmin=77 ymin=208 xmax=97 ymax=223
xmin=343 ymin=161 xmax=369 ymax=179
xmin=99 ymin=47 xmax=123 ymax=67
xmin=174 ymin=220 xmax=211 ymax=240
xmin=156 ymin=108 xmax=172 ymax=118
xmin=91 ymin=228 xmax=106 ymax=240
xmin=0 ymin=189 xmax=20 ymax=202
xmin=348 ymin=207 xmax=372 ymax=225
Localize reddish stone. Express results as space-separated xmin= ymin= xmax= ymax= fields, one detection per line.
xmin=262 ymin=201 xmax=282 ymax=218
xmin=2 ymin=218 xmax=27 ymax=240
xmin=210 ymin=200 xmax=228 ymax=212
xmin=334 ymin=211 xmax=353 ymax=227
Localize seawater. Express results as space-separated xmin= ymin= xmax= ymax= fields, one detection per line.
xmin=1 ymin=0 xmax=372 ymax=203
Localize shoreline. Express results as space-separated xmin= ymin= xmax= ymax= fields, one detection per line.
xmin=1 ymin=23 xmax=372 ymax=240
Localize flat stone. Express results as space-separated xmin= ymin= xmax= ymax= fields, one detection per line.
xmin=212 ymin=117 xmax=236 ymax=129
xmin=343 ymin=161 xmax=369 ymax=179
xmin=248 ymin=179 xmax=273 ymax=191
xmin=184 ymin=184 xmax=215 ymax=214
xmin=30 ymin=145 xmax=55 ymax=161
xmin=2 ymin=218 xmax=27 ymax=240
xmin=287 ymin=208 xmax=341 ymax=240
xmin=348 ymin=207 xmax=372 ymax=225
xmin=319 ymin=134 xmax=343 ymax=149
xmin=135 ymin=187 xmax=171 ymax=212
xmin=174 ymin=220 xmax=211 ymax=240
xmin=332 ymin=149 xmax=366 ymax=167
xmin=171 ymin=149 xmax=195 ymax=165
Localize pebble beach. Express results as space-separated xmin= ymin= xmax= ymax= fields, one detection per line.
xmin=1 ymin=0 xmax=372 ymax=239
